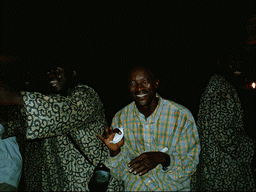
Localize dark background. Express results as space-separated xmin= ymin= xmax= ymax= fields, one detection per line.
xmin=1 ymin=1 xmax=255 ymax=125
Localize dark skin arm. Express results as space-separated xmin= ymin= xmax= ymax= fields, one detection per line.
xmin=0 ymin=82 xmax=24 ymax=106
xmin=128 ymin=152 xmax=170 ymax=176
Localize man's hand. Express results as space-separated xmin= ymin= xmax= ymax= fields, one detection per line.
xmin=98 ymin=127 xmax=124 ymax=156
xmin=0 ymin=81 xmax=23 ymax=106
xmin=128 ymin=152 xmax=170 ymax=176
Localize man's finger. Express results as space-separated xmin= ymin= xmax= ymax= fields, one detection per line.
xmin=138 ymin=168 xmax=149 ymax=176
xmin=98 ymin=134 xmax=105 ymax=142
xmin=105 ymin=127 xmax=113 ymax=137
xmin=128 ymin=156 xmax=142 ymax=167
xmin=132 ymin=164 xmax=148 ymax=175
xmin=105 ymin=128 xmax=110 ymax=137
xmin=113 ymin=128 xmax=122 ymax=134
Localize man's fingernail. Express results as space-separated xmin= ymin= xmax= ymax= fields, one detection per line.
xmin=133 ymin=171 xmax=137 ymax=174
xmin=128 ymin=164 xmax=130 ymax=167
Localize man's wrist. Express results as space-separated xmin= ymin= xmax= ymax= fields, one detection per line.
xmin=110 ymin=148 xmax=121 ymax=157
xmin=160 ymin=152 xmax=170 ymax=168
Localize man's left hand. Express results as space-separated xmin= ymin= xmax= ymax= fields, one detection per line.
xmin=128 ymin=152 xmax=169 ymax=176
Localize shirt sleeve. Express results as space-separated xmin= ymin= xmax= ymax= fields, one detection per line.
xmin=67 ymin=97 xmax=109 ymax=167
xmin=20 ymin=85 xmax=106 ymax=140
xmin=163 ymin=114 xmax=200 ymax=184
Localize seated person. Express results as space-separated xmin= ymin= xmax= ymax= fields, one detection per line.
xmin=99 ymin=65 xmax=200 ymax=191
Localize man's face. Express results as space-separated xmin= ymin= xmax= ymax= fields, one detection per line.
xmin=128 ymin=68 xmax=159 ymax=108
xmin=46 ymin=67 xmax=66 ymax=92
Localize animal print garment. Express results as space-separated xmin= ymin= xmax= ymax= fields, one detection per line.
xmin=2 ymin=85 xmax=124 ymax=191
xmin=190 ymin=74 xmax=255 ymax=191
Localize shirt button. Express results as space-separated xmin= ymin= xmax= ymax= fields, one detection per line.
xmin=147 ymin=179 xmax=151 ymax=183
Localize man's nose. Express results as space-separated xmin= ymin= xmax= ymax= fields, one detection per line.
xmin=135 ymin=82 xmax=144 ymax=91
xmin=49 ymin=73 xmax=57 ymax=79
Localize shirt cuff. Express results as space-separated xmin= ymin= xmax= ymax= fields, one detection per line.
xmin=105 ymin=150 xmax=123 ymax=168
xmin=160 ymin=154 xmax=173 ymax=173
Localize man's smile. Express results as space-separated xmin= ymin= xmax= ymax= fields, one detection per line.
xmin=50 ymin=80 xmax=58 ymax=87
xmin=136 ymin=93 xmax=147 ymax=98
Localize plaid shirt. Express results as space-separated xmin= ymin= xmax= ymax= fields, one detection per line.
xmin=105 ymin=94 xmax=200 ymax=191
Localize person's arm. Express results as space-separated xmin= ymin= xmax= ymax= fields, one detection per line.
xmin=25 ymin=85 xmax=105 ymax=139
xmin=164 ymin=118 xmax=200 ymax=183
xmin=3 ymin=85 xmax=103 ymax=140
xmin=68 ymin=98 xmax=109 ymax=167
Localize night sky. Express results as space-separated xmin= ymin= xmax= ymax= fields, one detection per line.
xmin=1 ymin=1 xmax=255 ymax=124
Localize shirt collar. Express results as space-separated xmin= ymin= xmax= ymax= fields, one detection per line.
xmin=133 ymin=93 xmax=164 ymax=124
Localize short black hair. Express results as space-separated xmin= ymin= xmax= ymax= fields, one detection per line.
xmin=127 ymin=64 xmax=158 ymax=82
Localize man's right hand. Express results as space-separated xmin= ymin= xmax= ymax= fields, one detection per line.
xmin=98 ymin=127 xmax=124 ymax=156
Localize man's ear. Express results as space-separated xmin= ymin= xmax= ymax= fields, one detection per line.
xmin=154 ymin=79 xmax=159 ymax=89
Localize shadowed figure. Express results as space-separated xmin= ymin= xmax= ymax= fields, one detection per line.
xmin=190 ymin=52 xmax=256 ymax=191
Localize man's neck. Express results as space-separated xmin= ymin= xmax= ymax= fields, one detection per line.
xmin=137 ymin=97 xmax=159 ymax=119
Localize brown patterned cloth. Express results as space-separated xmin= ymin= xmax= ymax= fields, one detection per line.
xmin=1 ymin=85 xmax=124 ymax=191
xmin=190 ymin=74 xmax=255 ymax=191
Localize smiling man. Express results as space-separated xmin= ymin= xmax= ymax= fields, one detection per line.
xmin=99 ymin=65 xmax=200 ymax=191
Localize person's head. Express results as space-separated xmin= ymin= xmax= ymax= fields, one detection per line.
xmin=128 ymin=65 xmax=159 ymax=110
xmin=217 ymin=49 xmax=255 ymax=88
xmin=45 ymin=64 xmax=78 ymax=95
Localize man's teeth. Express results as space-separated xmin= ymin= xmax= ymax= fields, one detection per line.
xmin=50 ymin=81 xmax=57 ymax=86
xmin=136 ymin=94 xmax=147 ymax=97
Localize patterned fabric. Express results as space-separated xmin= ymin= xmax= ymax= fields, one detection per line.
xmin=190 ymin=74 xmax=255 ymax=191
xmin=105 ymin=94 xmax=200 ymax=191
xmin=2 ymin=85 xmax=124 ymax=191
